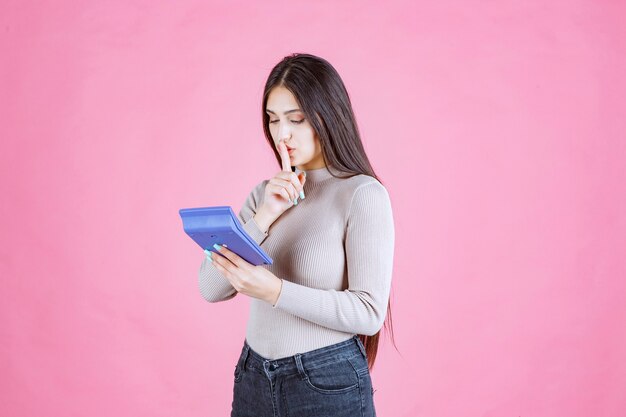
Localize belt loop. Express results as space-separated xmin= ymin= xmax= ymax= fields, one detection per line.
xmin=294 ymin=353 xmax=307 ymax=380
xmin=354 ymin=335 xmax=367 ymax=359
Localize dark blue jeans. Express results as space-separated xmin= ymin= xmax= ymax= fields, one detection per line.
xmin=231 ymin=335 xmax=377 ymax=416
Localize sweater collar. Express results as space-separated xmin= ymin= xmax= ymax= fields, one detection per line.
xmin=296 ymin=164 xmax=341 ymax=183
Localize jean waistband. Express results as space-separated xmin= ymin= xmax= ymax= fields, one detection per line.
xmin=238 ymin=335 xmax=367 ymax=377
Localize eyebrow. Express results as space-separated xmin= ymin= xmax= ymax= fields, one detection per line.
xmin=265 ymin=108 xmax=302 ymax=115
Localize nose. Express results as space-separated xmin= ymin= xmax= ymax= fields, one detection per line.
xmin=278 ymin=123 xmax=292 ymax=141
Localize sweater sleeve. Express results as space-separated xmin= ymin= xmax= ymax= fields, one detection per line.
xmin=198 ymin=180 xmax=270 ymax=303
xmin=271 ymin=181 xmax=395 ymax=336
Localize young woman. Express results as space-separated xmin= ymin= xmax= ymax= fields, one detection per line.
xmin=199 ymin=53 xmax=395 ymax=417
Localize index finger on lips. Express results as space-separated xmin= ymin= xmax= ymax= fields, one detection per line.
xmin=278 ymin=141 xmax=291 ymax=172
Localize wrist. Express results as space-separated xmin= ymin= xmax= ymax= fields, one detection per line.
xmin=254 ymin=206 xmax=278 ymax=233
xmin=269 ymin=277 xmax=283 ymax=306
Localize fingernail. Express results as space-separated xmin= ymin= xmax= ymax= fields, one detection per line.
xmin=293 ymin=197 xmax=298 ymax=205
xmin=213 ymin=243 xmax=222 ymax=251
xmin=204 ymin=249 xmax=213 ymax=261
xmin=300 ymin=190 xmax=305 ymax=199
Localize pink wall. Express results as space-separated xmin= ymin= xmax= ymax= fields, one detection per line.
xmin=1 ymin=1 xmax=624 ymax=416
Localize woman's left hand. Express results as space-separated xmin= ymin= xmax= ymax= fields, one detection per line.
xmin=208 ymin=244 xmax=283 ymax=306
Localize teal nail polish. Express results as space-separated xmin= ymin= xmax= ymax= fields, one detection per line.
xmin=213 ymin=243 xmax=222 ymax=251
xmin=293 ymin=197 xmax=298 ymax=205
xmin=300 ymin=190 xmax=305 ymax=199
xmin=204 ymin=249 xmax=213 ymax=261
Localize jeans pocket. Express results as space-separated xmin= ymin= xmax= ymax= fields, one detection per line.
xmin=234 ymin=346 xmax=247 ymax=383
xmin=302 ymin=355 xmax=360 ymax=395
xmin=234 ymin=363 xmax=243 ymax=383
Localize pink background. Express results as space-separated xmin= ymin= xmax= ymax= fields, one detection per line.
xmin=1 ymin=1 xmax=625 ymax=416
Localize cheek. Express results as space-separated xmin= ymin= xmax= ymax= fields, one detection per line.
xmin=313 ymin=136 xmax=322 ymax=152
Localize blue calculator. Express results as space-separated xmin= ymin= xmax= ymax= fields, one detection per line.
xmin=179 ymin=206 xmax=273 ymax=266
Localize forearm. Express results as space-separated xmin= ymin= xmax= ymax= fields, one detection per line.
xmin=272 ymin=279 xmax=390 ymax=336
xmin=198 ymin=256 xmax=238 ymax=302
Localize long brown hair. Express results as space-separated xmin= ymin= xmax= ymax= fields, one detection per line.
xmin=261 ymin=53 xmax=398 ymax=370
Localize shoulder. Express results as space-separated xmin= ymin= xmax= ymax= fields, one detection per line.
xmin=350 ymin=174 xmax=383 ymax=186
xmin=346 ymin=174 xmax=390 ymax=197
xmin=344 ymin=175 xmax=392 ymax=214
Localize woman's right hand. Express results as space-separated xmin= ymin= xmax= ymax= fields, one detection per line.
xmin=260 ymin=140 xmax=307 ymax=219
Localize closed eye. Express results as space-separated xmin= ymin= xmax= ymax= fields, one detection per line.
xmin=269 ymin=119 xmax=305 ymax=124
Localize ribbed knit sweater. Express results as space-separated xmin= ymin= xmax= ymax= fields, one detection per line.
xmin=198 ymin=164 xmax=395 ymax=360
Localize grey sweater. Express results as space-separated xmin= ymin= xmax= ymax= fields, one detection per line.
xmin=198 ymin=164 xmax=395 ymax=360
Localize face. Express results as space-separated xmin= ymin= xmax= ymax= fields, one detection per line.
xmin=266 ymin=86 xmax=325 ymax=171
